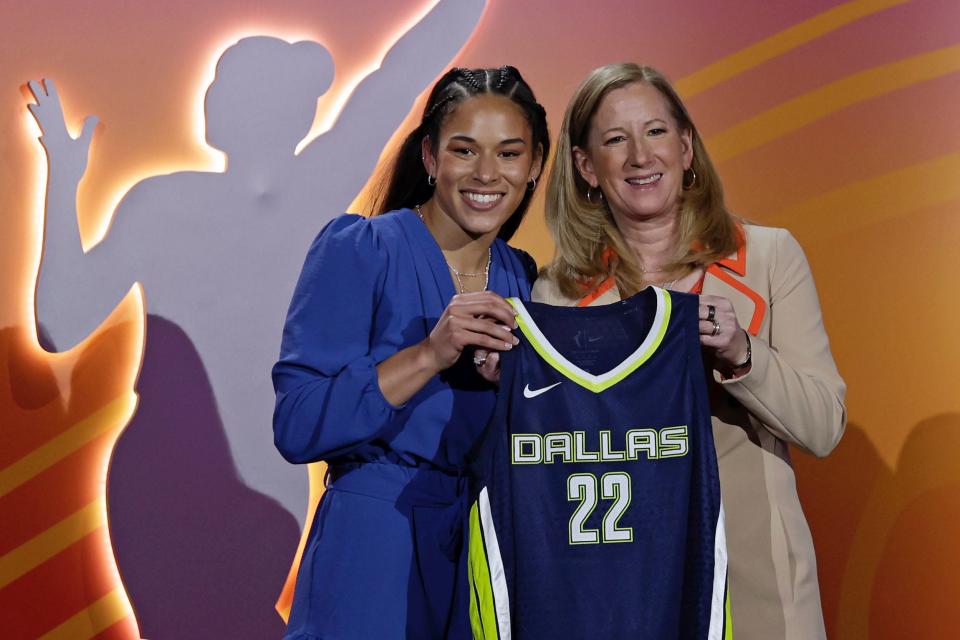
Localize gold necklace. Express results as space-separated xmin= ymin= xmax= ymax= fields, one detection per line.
xmin=448 ymin=258 xmax=491 ymax=293
xmin=656 ymin=277 xmax=679 ymax=290
xmin=650 ymin=267 xmax=687 ymax=291
xmin=415 ymin=205 xmax=492 ymax=293
xmin=639 ymin=264 xmax=671 ymax=274
xmin=654 ymin=264 xmax=703 ymax=291
xmin=640 ymin=259 xmax=675 ymax=287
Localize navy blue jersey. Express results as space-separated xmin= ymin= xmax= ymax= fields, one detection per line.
xmin=468 ymin=287 xmax=730 ymax=640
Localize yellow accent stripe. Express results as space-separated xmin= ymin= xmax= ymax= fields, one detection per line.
xmin=770 ymin=151 xmax=960 ymax=237
xmin=0 ymin=498 xmax=105 ymax=589
xmin=468 ymin=500 xmax=498 ymax=640
xmin=0 ymin=394 xmax=135 ymax=499
xmin=725 ymin=582 xmax=734 ymax=640
xmin=37 ymin=587 xmax=132 ymax=640
xmin=676 ymin=0 xmax=907 ymax=97
xmin=706 ymin=43 xmax=960 ymax=163
xmin=468 ymin=557 xmax=484 ymax=640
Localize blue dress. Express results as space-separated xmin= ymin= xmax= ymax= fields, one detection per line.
xmin=273 ymin=208 xmax=536 ymax=639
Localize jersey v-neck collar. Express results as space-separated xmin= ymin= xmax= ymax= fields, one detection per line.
xmin=510 ymin=286 xmax=672 ymax=393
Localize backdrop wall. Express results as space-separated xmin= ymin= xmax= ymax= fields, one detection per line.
xmin=1 ymin=0 xmax=958 ymax=638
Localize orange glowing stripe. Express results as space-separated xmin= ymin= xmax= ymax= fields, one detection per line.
xmin=0 ymin=394 xmax=135 ymax=500
xmin=0 ymin=531 xmax=119 ymax=637
xmin=675 ymin=0 xmax=907 ymax=98
xmin=36 ymin=587 xmax=133 ymax=640
xmin=706 ymin=43 xmax=960 ymax=163
xmin=0 ymin=498 xmax=104 ymax=589
xmin=769 ymin=151 xmax=960 ymax=237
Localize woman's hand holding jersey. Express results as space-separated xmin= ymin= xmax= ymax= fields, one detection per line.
xmin=697 ymin=294 xmax=751 ymax=377
xmin=376 ymin=291 xmax=517 ymax=405
xmin=426 ymin=291 xmax=518 ymax=369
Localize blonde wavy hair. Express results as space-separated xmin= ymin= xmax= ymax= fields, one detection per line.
xmin=544 ymin=63 xmax=741 ymax=299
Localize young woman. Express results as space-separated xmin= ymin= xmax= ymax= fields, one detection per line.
xmin=272 ymin=66 xmax=549 ymax=639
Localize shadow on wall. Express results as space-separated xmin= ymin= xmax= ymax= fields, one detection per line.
xmin=107 ymin=316 xmax=297 ymax=639
xmin=795 ymin=414 xmax=960 ymax=640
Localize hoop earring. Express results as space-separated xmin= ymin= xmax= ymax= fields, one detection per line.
xmin=682 ymin=167 xmax=697 ymax=190
xmin=586 ymin=187 xmax=604 ymax=205
xmin=427 ymin=174 xmax=436 ymax=187
xmin=528 ymin=177 xmax=537 ymax=191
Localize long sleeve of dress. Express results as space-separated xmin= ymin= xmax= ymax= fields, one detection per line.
xmin=720 ymin=229 xmax=847 ymax=457
xmin=272 ymin=214 xmax=403 ymax=464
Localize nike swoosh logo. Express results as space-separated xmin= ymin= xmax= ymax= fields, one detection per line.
xmin=523 ymin=382 xmax=562 ymax=399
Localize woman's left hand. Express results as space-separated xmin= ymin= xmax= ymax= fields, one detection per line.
xmin=698 ymin=294 xmax=751 ymax=375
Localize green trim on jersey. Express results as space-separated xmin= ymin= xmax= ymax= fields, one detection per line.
xmin=469 ymin=489 xmax=511 ymax=639
xmin=509 ymin=287 xmax=672 ymax=393
xmin=469 ymin=500 xmax=497 ymax=639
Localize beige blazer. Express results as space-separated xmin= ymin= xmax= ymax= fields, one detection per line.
xmin=532 ymin=223 xmax=846 ymax=640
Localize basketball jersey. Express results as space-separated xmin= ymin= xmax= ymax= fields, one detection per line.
xmin=468 ymin=286 xmax=731 ymax=640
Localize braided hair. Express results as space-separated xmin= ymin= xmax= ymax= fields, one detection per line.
xmin=370 ymin=66 xmax=550 ymax=242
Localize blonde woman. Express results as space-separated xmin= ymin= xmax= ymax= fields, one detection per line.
xmin=535 ymin=63 xmax=846 ymax=639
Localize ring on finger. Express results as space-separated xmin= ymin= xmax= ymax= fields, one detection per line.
xmin=473 ymin=353 xmax=488 ymax=367
xmin=711 ymin=320 xmax=721 ymax=337
xmin=706 ymin=304 xmax=716 ymax=323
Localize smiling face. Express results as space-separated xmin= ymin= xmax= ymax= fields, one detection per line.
xmin=573 ymin=81 xmax=692 ymax=226
xmin=422 ymin=93 xmax=542 ymax=241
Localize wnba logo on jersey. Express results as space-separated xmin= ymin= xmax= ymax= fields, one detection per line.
xmin=511 ymin=426 xmax=689 ymax=464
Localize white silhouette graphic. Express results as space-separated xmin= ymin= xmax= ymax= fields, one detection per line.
xmin=27 ymin=0 xmax=486 ymax=525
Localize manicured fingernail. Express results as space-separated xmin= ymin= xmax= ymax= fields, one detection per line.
xmin=512 ymin=336 xmax=519 ymax=345
xmin=501 ymin=325 xmax=513 ymax=332
xmin=505 ymin=342 xmax=513 ymax=349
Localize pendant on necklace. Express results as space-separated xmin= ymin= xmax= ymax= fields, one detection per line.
xmin=448 ymin=249 xmax=491 ymax=293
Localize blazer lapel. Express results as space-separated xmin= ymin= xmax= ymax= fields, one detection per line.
xmin=702 ymin=242 xmax=767 ymax=336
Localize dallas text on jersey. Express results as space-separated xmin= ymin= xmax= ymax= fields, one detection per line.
xmin=511 ymin=426 xmax=689 ymax=465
